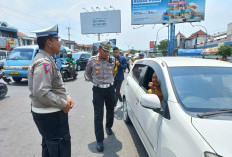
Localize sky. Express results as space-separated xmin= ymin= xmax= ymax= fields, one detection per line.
xmin=0 ymin=0 xmax=232 ymax=50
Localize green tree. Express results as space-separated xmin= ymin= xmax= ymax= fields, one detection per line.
xmin=157 ymin=39 xmax=168 ymax=56
xmin=129 ymin=49 xmax=137 ymax=55
xmin=217 ymin=45 xmax=232 ymax=60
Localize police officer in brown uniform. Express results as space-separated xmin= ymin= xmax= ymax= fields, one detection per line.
xmin=85 ymin=41 xmax=118 ymax=152
xmin=28 ymin=25 xmax=74 ymax=157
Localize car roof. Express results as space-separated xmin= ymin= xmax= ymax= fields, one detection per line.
xmin=143 ymin=57 xmax=232 ymax=68
xmin=14 ymin=45 xmax=39 ymax=49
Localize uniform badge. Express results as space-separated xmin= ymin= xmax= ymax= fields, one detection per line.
xmin=95 ymin=61 xmax=99 ymax=64
xmin=96 ymin=67 xmax=99 ymax=70
xmin=43 ymin=63 xmax=52 ymax=74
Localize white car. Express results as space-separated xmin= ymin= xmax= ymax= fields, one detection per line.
xmin=123 ymin=57 xmax=232 ymax=157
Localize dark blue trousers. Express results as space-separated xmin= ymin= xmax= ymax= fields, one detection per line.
xmin=92 ymin=85 xmax=115 ymax=142
xmin=32 ymin=111 xmax=71 ymax=157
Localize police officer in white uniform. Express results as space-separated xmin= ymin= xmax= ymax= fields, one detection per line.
xmin=85 ymin=41 xmax=118 ymax=152
xmin=28 ymin=25 xmax=74 ymax=157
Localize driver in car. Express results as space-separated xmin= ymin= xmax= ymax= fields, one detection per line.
xmin=66 ymin=52 xmax=76 ymax=72
xmin=148 ymin=72 xmax=163 ymax=102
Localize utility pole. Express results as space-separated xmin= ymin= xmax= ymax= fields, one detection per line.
xmin=67 ymin=25 xmax=71 ymax=49
xmin=194 ymin=33 xmax=198 ymax=49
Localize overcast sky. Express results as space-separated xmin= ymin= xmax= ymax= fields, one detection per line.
xmin=0 ymin=0 xmax=232 ymax=50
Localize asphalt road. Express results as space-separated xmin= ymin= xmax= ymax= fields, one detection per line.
xmin=0 ymin=71 xmax=149 ymax=157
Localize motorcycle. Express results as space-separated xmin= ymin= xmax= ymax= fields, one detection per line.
xmin=60 ymin=61 xmax=78 ymax=82
xmin=0 ymin=70 xmax=11 ymax=98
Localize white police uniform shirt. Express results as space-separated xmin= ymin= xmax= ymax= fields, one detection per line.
xmin=28 ymin=50 xmax=71 ymax=113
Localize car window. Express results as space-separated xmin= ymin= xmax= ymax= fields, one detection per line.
xmin=170 ymin=67 xmax=232 ymax=113
xmin=7 ymin=48 xmax=34 ymax=60
xmin=0 ymin=51 xmax=7 ymax=60
xmin=132 ymin=64 xmax=148 ymax=85
xmin=84 ymin=54 xmax=91 ymax=59
xmin=80 ymin=54 xmax=84 ymax=59
xmin=141 ymin=66 xmax=155 ymax=91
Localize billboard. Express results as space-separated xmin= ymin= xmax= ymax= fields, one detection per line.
xmin=109 ymin=39 xmax=116 ymax=48
xmin=80 ymin=10 xmax=121 ymax=34
xmin=131 ymin=0 xmax=206 ymax=25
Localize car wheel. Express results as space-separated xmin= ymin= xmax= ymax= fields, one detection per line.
xmin=123 ymin=98 xmax=131 ymax=124
xmin=77 ymin=65 xmax=81 ymax=71
xmin=12 ymin=77 xmax=22 ymax=83
xmin=0 ymin=83 xmax=7 ymax=97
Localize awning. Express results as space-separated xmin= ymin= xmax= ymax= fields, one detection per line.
xmin=178 ymin=49 xmax=203 ymax=56
xmin=201 ymin=47 xmax=218 ymax=55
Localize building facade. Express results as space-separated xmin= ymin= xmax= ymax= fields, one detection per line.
xmin=0 ymin=21 xmax=19 ymax=50
xmin=18 ymin=32 xmax=35 ymax=46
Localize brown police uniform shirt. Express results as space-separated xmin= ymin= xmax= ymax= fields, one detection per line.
xmin=85 ymin=54 xmax=115 ymax=85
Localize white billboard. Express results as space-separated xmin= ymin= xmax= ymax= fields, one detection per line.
xmin=80 ymin=10 xmax=121 ymax=34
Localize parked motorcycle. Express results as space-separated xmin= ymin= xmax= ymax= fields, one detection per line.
xmin=60 ymin=61 xmax=78 ymax=82
xmin=0 ymin=70 xmax=10 ymax=98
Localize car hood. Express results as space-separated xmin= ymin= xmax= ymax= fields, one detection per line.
xmin=192 ymin=117 xmax=232 ymax=157
xmin=4 ymin=60 xmax=31 ymax=67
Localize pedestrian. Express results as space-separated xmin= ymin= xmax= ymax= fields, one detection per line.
xmin=85 ymin=41 xmax=118 ymax=152
xmin=113 ymin=47 xmax=127 ymax=109
xmin=125 ymin=53 xmax=130 ymax=73
xmin=139 ymin=52 xmax=145 ymax=59
xmin=28 ymin=24 xmax=74 ymax=157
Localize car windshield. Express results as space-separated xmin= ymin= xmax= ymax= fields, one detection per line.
xmin=72 ymin=53 xmax=81 ymax=59
xmin=7 ymin=48 xmax=34 ymax=60
xmin=169 ymin=67 xmax=232 ymax=113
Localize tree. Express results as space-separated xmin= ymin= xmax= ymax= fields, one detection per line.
xmin=129 ymin=49 xmax=137 ymax=55
xmin=217 ymin=45 xmax=232 ymax=60
xmin=157 ymin=39 xmax=168 ymax=56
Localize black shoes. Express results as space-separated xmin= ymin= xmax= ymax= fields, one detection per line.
xmin=96 ymin=142 xmax=104 ymax=152
xmin=106 ymin=128 xmax=112 ymax=135
xmin=96 ymin=128 xmax=113 ymax=152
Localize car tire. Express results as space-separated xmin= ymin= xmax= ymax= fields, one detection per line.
xmin=77 ymin=65 xmax=81 ymax=71
xmin=0 ymin=83 xmax=7 ymax=97
xmin=12 ymin=77 xmax=22 ymax=83
xmin=123 ymin=98 xmax=131 ymax=124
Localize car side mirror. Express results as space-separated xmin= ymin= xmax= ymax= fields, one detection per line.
xmin=140 ymin=94 xmax=161 ymax=110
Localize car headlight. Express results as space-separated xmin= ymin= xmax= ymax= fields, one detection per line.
xmin=204 ymin=152 xmax=222 ymax=157
xmin=3 ymin=66 xmax=8 ymax=69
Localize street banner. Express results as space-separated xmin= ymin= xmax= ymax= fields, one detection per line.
xmin=150 ymin=41 xmax=154 ymax=50
xmin=80 ymin=10 xmax=121 ymax=34
xmin=0 ymin=37 xmax=19 ymax=49
xmin=131 ymin=0 xmax=206 ymax=25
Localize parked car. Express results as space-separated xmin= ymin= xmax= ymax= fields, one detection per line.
xmin=123 ymin=57 xmax=232 ymax=157
xmin=0 ymin=50 xmax=9 ymax=70
xmin=73 ymin=52 xmax=91 ymax=71
xmin=3 ymin=45 xmax=67 ymax=83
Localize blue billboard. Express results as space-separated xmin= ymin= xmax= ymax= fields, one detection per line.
xmin=109 ymin=39 xmax=116 ymax=49
xmin=131 ymin=0 xmax=206 ymax=25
